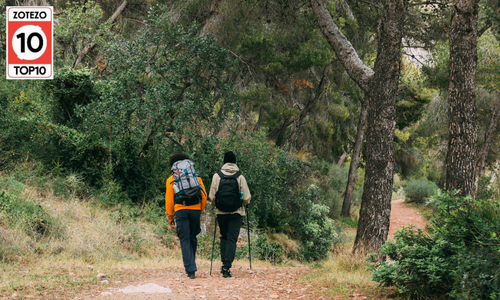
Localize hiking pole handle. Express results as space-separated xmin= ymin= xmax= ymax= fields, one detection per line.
xmin=210 ymin=215 xmax=218 ymax=276
xmin=246 ymin=205 xmax=251 ymax=269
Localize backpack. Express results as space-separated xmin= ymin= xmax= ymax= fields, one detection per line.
xmin=215 ymin=171 xmax=242 ymax=212
xmin=171 ymin=159 xmax=203 ymax=206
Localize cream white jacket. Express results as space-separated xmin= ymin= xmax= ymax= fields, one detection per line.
xmin=209 ymin=163 xmax=251 ymax=215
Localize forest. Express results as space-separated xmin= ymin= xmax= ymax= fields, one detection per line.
xmin=0 ymin=0 xmax=499 ymax=299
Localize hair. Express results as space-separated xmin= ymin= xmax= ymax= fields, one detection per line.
xmin=169 ymin=153 xmax=189 ymax=167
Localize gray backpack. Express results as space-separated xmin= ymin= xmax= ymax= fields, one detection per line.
xmin=171 ymin=159 xmax=203 ymax=206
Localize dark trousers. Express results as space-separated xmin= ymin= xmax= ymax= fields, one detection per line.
xmin=217 ymin=213 xmax=242 ymax=269
xmin=174 ymin=209 xmax=201 ymax=273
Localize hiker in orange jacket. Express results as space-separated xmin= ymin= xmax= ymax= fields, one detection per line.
xmin=165 ymin=153 xmax=207 ymax=279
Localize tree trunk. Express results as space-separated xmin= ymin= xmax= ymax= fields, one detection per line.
xmin=341 ymin=97 xmax=368 ymax=219
xmin=275 ymin=116 xmax=294 ymax=147
xmin=476 ymin=93 xmax=500 ymax=181
xmin=311 ymin=0 xmax=407 ymax=253
xmin=445 ymin=0 xmax=480 ymax=197
xmin=352 ymin=0 xmax=405 ymax=251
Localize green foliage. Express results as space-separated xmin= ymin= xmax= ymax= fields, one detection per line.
xmin=43 ymin=68 xmax=100 ymax=126
xmin=254 ymin=233 xmax=285 ymax=264
xmin=370 ymin=191 xmax=500 ymax=299
xmin=404 ymin=178 xmax=437 ymax=204
xmin=291 ymin=185 xmax=341 ymax=261
xmin=0 ymin=191 xmax=63 ymax=240
xmin=477 ymin=175 xmax=495 ymax=201
xmin=323 ymin=163 xmax=349 ymax=218
xmin=197 ymin=232 xmax=220 ymax=260
xmin=341 ymin=217 xmax=358 ymax=228
xmin=397 ymin=60 xmax=435 ymax=130
xmin=369 ymin=226 xmax=455 ymax=298
xmin=194 ymin=130 xmax=308 ymax=231
xmin=54 ymin=1 xmax=112 ymax=68
xmin=422 ymin=40 xmax=450 ymax=90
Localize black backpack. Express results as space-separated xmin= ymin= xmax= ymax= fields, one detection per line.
xmin=215 ymin=171 xmax=242 ymax=212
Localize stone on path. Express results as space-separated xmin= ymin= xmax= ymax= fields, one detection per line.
xmin=118 ymin=283 xmax=172 ymax=294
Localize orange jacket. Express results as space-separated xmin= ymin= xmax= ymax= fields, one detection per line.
xmin=165 ymin=175 xmax=207 ymax=223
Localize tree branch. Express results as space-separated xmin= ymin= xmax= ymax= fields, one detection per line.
xmin=166 ymin=134 xmax=185 ymax=151
xmin=478 ymin=22 xmax=492 ymax=37
xmin=310 ymin=0 xmax=374 ymax=94
xmin=72 ymin=1 xmax=128 ymax=69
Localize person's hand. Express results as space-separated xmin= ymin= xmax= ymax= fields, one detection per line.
xmin=169 ymin=220 xmax=176 ymax=228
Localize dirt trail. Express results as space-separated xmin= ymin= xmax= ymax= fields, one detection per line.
xmin=67 ymin=200 xmax=427 ymax=300
xmin=388 ymin=199 xmax=426 ymax=240
xmin=75 ymin=267 xmax=316 ymax=300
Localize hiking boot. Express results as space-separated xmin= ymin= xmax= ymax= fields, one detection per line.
xmin=187 ymin=271 xmax=195 ymax=279
xmin=222 ymin=268 xmax=232 ymax=278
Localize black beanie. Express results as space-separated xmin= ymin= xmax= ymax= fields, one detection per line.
xmin=223 ymin=151 xmax=236 ymax=164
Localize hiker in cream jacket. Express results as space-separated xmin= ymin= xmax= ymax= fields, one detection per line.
xmin=209 ymin=151 xmax=251 ymax=278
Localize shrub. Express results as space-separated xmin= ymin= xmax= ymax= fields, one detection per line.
xmin=291 ymin=185 xmax=341 ymax=261
xmin=404 ymin=178 xmax=437 ymax=204
xmin=0 ymin=191 xmax=64 ymax=239
xmin=369 ymin=190 xmax=500 ymax=299
xmin=254 ymin=233 xmax=285 ymax=264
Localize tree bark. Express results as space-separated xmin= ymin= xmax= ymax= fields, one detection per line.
xmin=309 ymin=0 xmax=373 ymax=94
xmin=477 ymin=93 xmax=500 ymax=180
xmin=341 ymin=97 xmax=368 ymax=219
xmin=311 ymin=0 xmax=407 ymax=253
xmin=445 ymin=0 xmax=480 ymax=197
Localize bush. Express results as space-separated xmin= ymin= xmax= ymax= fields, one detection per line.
xmin=254 ymin=233 xmax=285 ymax=264
xmin=291 ymin=185 xmax=341 ymax=261
xmin=404 ymin=178 xmax=437 ymax=204
xmin=0 ymin=191 xmax=63 ymax=239
xmin=369 ymin=190 xmax=500 ymax=299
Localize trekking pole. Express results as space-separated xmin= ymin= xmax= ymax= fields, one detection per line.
xmin=245 ymin=204 xmax=252 ymax=269
xmin=210 ymin=214 xmax=218 ymax=276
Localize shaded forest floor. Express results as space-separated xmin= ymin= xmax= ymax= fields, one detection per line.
xmin=2 ymin=199 xmax=426 ymax=300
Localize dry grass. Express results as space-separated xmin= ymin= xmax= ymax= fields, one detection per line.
xmin=0 ymin=163 xmax=177 ymax=297
xmin=301 ymin=228 xmax=396 ymax=299
xmin=268 ymin=232 xmax=299 ymax=256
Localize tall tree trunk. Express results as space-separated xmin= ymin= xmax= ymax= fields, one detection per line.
xmin=341 ymin=97 xmax=368 ymax=219
xmin=476 ymin=93 xmax=500 ymax=181
xmin=311 ymin=0 xmax=407 ymax=253
xmin=445 ymin=0 xmax=480 ymax=197
xmin=352 ymin=0 xmax=405 ymax=252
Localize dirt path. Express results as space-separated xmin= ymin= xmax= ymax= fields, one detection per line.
xmin=73 ymin=267 xmax=317 ymax=300
xmin=66 ymin=200 xmax=426 ymax=300
xmin=388 ymin=199 xmax=426 ymax=240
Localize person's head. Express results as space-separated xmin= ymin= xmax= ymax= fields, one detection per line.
xmin=169 ymin=153 xmax=189 ymax=167
xmin=223 ymin=151 xmax=236 ymax=164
